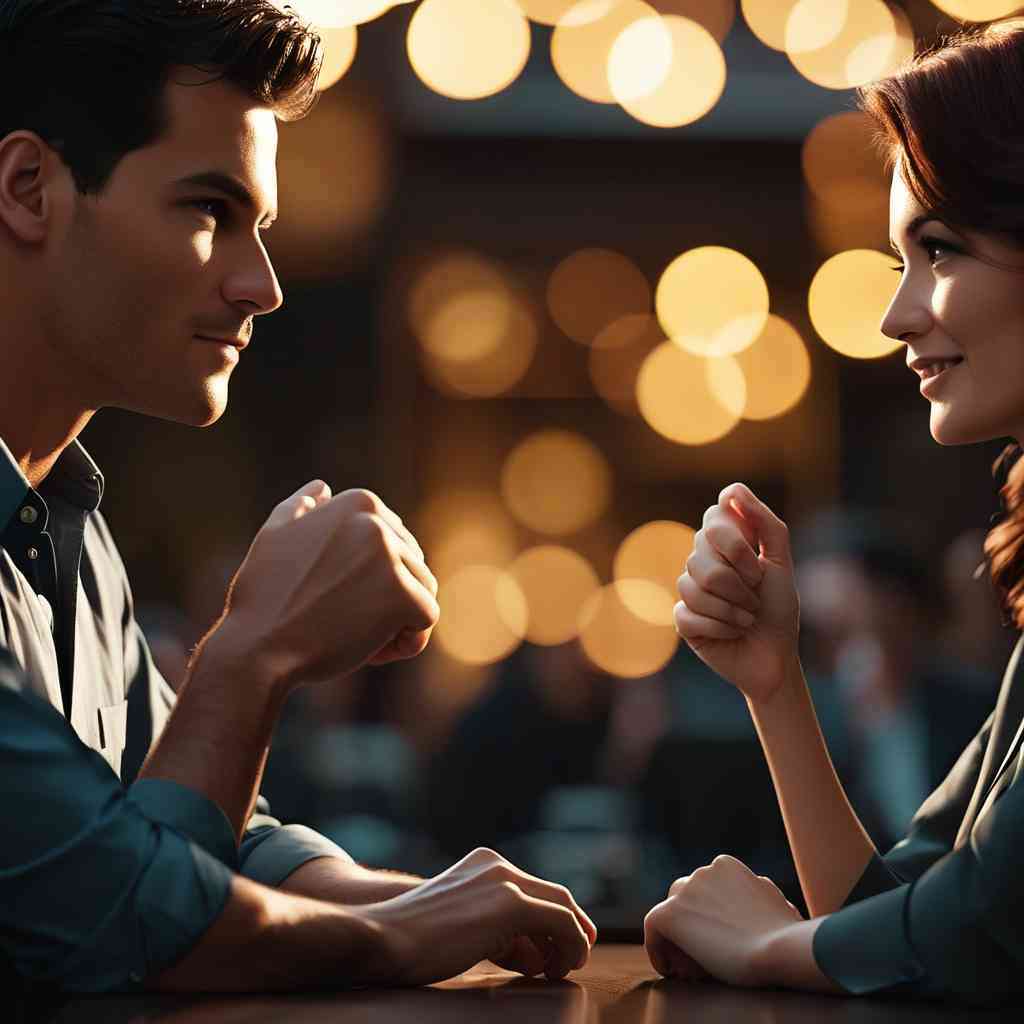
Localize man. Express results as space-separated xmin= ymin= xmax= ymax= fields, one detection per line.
xmin=0 ymin=0 xmax=594 ymax=993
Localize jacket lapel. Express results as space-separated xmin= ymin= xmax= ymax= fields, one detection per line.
xmin=955 ymin=633 xmax=1024 ymax=848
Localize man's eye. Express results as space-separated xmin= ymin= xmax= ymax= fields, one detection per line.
xmin=192 ymin=198 xmax=228 ymax=222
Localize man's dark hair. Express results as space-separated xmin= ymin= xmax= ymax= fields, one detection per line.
xmin=0 ymin=0 xmax=323 ymax=195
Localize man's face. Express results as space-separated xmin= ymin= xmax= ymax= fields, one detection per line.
xmin=43 ymin=69 xmax=283 ymax=425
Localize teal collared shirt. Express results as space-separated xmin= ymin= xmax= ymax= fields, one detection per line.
xmin=0 ymin=437 xmax=349 ymax=992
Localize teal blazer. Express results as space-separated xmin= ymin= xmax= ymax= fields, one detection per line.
xmin=814 ymin=634 xmax=1024 ymax=1006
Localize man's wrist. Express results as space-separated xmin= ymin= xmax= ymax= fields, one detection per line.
xmin=195 ymin=614 xmax=286 ymax=702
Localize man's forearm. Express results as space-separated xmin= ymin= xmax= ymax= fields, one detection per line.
xmin=280 ymin=856 xmax=424 ymax=905
xmin=138 ymin=619 xmax=283 ymax=843
xmin=150 ymin=873 xmax=389 ymax=992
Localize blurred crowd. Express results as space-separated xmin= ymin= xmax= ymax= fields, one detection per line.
xmin=137 ymin=510 xmax=1012 ymax=933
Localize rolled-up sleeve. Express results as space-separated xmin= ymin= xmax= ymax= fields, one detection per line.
xmin=123 ymin=617 xmax=352 ymax=889
xmin=813 ymin=710 xmax=1024 ymax=1005
xmin=0 ymin=653 xmax=234 ymax=993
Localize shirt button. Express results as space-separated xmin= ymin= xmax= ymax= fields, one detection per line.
xmin=19 ymin=506 xmax=37 ymax=525
xmin=27 ymin=547 xmax=39 ymax=560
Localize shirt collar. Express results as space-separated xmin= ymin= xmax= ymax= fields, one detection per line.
xmin=0 ymin=436 xmax=104 ymax=531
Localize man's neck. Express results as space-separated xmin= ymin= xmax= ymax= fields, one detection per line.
xmin=0 ymin=337 xmax=95 ymax=490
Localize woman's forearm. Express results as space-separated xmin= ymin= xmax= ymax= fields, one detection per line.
xmin=748 ymin=656 xmax=877 ymax=917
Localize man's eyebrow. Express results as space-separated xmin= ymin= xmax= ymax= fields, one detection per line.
xmin=889 ymin=213 xmax=937 ymax=252
xmin=173 ymin=171 xmax=277 ymax=227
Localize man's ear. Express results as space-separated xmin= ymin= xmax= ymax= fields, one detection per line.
xmin=0 ymin=131 xmax=65 ymax=244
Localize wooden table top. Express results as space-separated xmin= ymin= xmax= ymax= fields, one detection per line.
xmin=33 ymin=945 xmax=1019 ymax=1023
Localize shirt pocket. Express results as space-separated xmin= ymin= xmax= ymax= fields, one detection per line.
xmin=97 ymin=699 xmax=129 ymax=779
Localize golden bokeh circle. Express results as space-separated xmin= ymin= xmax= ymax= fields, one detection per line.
xmin=648 ymin=0 xmax=735 ymax=44
xmin=589 ymin=313 xmax=665 ymax=416
xmin=741 ymin=0 xmax=843 ymax=54
xmin=637 ymin=341 xmax=742 ymax=444
xmin=408 ymin=251 xmax=516 ymax=364
xmin=808 ymin=249 xmax=902 ymax=360
xmin=515 ymin=0 xmax=617 ymax=26
xmin=801 ymin=111 xmax=888 ymax=205
xmin=655 ymin=246 xmax=769 ymax=357
xmin=929 ymin=1 xmax=1022 ymax=20
xmin=435 ymin=565 xmax=528 ymax=666
xmin=547 ymin=248 xmax=652 ymax=345
xmin=315 ymin=26 xmax=359 ymax=91
xmin=507 ymin=546 xmax=602 ymax=645
xmin=613 ymin=520 xmax=696 ymax=614
xmin=712 ymin=314 xmax=811 ymax=420
xmin=610 ymin=15 xmax=726 ymax=128
xmin=787 ymin=0 xmax=909 ymax=91
xmin=408 ymin=0 xmax=532 ymax=101
xmin=552 ymin=0 xmax=660 ymax=105
xmin=577 ymin=580 xmax=679 ymax=677
xmin=702 ymin=354 xmax=748 ymax=421
xmin=420 ymin=300 xmax=538 ymax=397
xmin=501 ymin=430 xmax=613 ymax=536
xmin=416 ymin=490 xmax=520 ymax=580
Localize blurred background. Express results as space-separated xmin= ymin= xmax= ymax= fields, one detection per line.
xmin=89 ymin=0 xmax=1020 ymax=935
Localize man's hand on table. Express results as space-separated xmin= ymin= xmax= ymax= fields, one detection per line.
xmin=643 ymin=854 xmax=842 ymax=994
xmin=350 ymin=847 xmax=596 ymax=986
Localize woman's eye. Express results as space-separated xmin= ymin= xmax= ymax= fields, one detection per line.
xmin=891 ymin=261 xmax=906 ymax=275
xmin=920 ymin=236 xmax=958 ymax=264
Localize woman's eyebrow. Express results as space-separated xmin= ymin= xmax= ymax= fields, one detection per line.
xmin=888 ymin=213 xmax=935 ymax=252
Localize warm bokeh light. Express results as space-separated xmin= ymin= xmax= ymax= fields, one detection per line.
xmin=929 ymin=1 xmax=1022 ymax=20
xmin=655 ymin=246 xmax=769 ymax=358
xmin=288 ymin=0 xmax=410 ymax=27
xmin=844 ymin=3 xmax=914 ymax=88
xmin=787 ymin=0 xmax=910 ymax=91
xmin=802 ymin=111 xmax=888 ymax=206
xmin=420 ymin=300 xmax=539 ymax=397
xmin=808 ymin=250 xmax=902 ymax=360
xmin=272 ymin=90 xmax=393 ymax=278
xmin=416 ymin=490 xmax=520 ymax=581
xmin=649 ymin=0 xmax=735 ymax=44
xmin=637 ymin=342 xmax=742 ymax=444
xmin=610 ymin=15 xmax=726 ymax=128
xmin=408 ymin=251 xmax=513 ymax=363
xmin=578 ymin=581 xmax=679 ymax=677
xmin=435 ymin=565 xmax=528 ymax=666
xmin=589 ymin=313 xmax=665 ymax=416
xmin=515 ymin=0 xmax=617 ymax=26
xmin=741 ymin=0 xmax=843 ymax=54
xmin=547 ymin=249 xmax=652 ymax=345
xmin=315 ymin=26 xmax=358 ymax=91
xmin=408 ymin=0 xmax=532 ymax=100
xmin=702 ymin=355 xmax=747 ymax=422
xmin=551 ymin=0 xmax=660 ymax=105
xmin=613 ymin=520 xmax=696 ymax=614
xmin=709 ymin=314 xmax=811 ymax=420
xmin=507 ymin=546 xmax=601 ymax=645
xmin=802 ymin=110 xmax=891 ymax=255
xmin=501 ymin=430 xmax=613 ymax=536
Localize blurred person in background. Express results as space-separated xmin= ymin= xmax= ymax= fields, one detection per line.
xmin=794 ymin=508 xmax=996 ymax=849
xmin=940 ymin=525 xmax=1016 ymax=682
xmin=643 ymin=18 xmax=1024 ymax=1006
xmin=0 ymin=0 xmax=594 ymax=995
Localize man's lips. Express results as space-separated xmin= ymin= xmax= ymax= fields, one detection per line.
xmin=196 ymin=333 xmax=249 ymax=351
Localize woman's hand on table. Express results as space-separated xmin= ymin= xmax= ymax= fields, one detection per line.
xmin=643 ymin=854 xmax=805 ymax=987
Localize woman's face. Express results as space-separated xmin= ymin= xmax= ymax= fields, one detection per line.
xmin=883 ymin=167 xmax=1024 ymax=446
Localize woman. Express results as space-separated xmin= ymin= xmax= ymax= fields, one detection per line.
xmin=644 ymin=18 xmax=1024 ymax=1006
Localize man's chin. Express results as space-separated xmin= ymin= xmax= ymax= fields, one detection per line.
xmin=121 ymin=384 xmax=229 ymax=427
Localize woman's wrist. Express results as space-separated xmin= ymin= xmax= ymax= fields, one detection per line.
xmin=754 ymin=918 xmax=845 ymax=994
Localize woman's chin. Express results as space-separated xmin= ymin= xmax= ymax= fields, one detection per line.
xmin=929 ymin=408 xmax=997 ymax=447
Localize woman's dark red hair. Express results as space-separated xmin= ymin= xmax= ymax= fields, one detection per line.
xmin=858 ymin=16 xmax=1024 ymax=631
